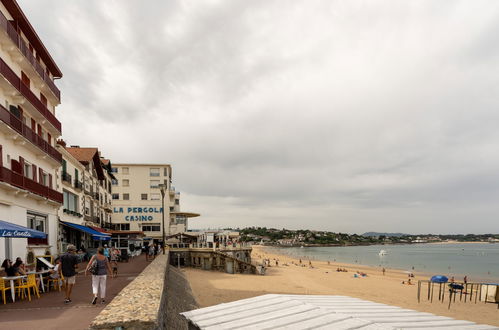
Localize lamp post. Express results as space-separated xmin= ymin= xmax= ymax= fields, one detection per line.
xmin=158 ymin=183 xmax=167 ymax=254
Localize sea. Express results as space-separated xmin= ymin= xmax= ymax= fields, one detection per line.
xmin=267 ymin=243 xmax=499 ymax=283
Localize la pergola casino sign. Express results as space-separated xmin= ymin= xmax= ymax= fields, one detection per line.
xmin=113 ymin=207 xmax=163 ymax=221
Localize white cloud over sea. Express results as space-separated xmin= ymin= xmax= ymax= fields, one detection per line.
xmin=19 ymin=0 xmax=499 ymax=234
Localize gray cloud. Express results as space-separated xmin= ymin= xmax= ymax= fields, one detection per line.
xmin=19 ymin=0 xmax=499 ymax=233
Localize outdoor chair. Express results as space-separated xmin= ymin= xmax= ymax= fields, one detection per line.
xmin=15 ymin=274 xmax=40 ymax=301
xmin=45 ymin=273 xmax=63 ymax=292
xmin=0 ymin=279 xmax=10 ymax=304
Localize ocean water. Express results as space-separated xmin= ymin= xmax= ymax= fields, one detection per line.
xmin=267 ymin=243 xmax=499 ymax=283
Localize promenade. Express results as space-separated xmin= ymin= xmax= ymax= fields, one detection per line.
xmin=0 ymin=254 xmax=149 ymax=330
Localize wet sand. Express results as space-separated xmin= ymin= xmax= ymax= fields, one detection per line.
xmin=183 ymin=245 xmax=499 ymax=326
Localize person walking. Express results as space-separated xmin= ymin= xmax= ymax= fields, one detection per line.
xmin=103 ymin=244 xmax=110 ymax=261
xmin=85 ymin=247 xmax=113 ymax=305
xmin=60 ymin=244 xmax=79 ymax=304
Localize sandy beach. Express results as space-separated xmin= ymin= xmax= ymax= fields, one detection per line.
xmin=183 ymin=245 xmax=499 ymax=326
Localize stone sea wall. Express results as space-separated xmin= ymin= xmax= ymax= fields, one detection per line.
xmin=90 ymin=254 xmax=168 ymax=329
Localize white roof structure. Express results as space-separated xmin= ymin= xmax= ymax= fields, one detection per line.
xmin=181 ymin=294 xmax=498 ymax=330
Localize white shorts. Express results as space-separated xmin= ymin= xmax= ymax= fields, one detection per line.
xmin=65 ymin=276 xmax=76 ymax=285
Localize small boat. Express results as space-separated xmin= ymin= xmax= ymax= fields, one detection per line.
xmin=378 ymin=250 xmax=387 ymax=256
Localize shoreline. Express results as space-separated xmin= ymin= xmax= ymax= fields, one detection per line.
xmin=261 ymin=243 xmax=499 ymax=283
xmin=183 ymin=245 xmax=499 ymax=327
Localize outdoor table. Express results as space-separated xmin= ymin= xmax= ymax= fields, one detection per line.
xmin=27 ymin=270 xmax=50 ymax=293
xmin=2 ymin=275 xmax=26 ymax=302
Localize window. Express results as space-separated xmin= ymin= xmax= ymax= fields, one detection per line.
xmin=150 ymin=168 xmax=160 ymax=177
xmin=117 ymin=223 xmax=130 ymax=231
xmin=27 ymin=212 xmax=46 ymax=233
xmin=111 ymin=167 xmax=118 ymax=173
xmin=63 ymin=190 xmax=78 ymax=212
xmin=175 ymin=199 xmax=179 ymax=205
xmin=24 ymin=162 xmax=32 ymax=180
xmin=150 ymin=180 xmax=159 ymax=188
xmin=42 ymin=172 xmax=48 ymax=186
xmin=27 ymin=212 xmax=47 ymax=245
xmin=142 ymin=223 xmax=161 ymax=232
xmin=141 ymin=194 xmax=148 ymax=200
xmin=122 ymin=167 xmax=129 ymax=174
xmin=123 ymin=193 xmax=130 ymax=200
xmin=112 ymin=179 xmax=118 ymax=185
xmin=21 ymin=71 xmax=30 ymax=87
xmin=164 ymin=167 xmax=168 ymax=176
xmin=122 ymin=179 xmax=129 ymax=187
xmin=112 ymin=194 xmax=119 ymax=200
xmin=150 ymin=193 xmax=160 ymax=200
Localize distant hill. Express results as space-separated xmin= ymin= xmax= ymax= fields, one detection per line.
xmin=362 ymin=232 xmax=409 ymax=237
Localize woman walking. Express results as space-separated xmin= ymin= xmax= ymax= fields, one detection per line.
xmin=85 ymin=247 xmax=113 ymax=304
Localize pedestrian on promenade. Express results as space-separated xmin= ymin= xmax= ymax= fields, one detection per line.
xmin=60 ymin=244 xmax=79 ymax=304
xmin=103 ymin=244 xmax=110 ymax=261
xmin=148 ymin=244 xmax=155 ymax=260
xmin=85 ymin=247 xmax=113 ymax=305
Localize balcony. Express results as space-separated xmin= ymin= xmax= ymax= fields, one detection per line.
xmin=0 ymin=56 xmax=61 ymax=133
xmin=61 ymin=171 xmax=72 ymax=184
xmin=84 ymin=186 xmax=94 ymax=195
xmin=74 ymin=180 xmax=83 ymax=190
xmin=0 ymin=166 xmax=62 ymax=204
xmin=94 ymin=192 xmax=100 ymax=201
xmin=0 ymin=104 xmax=62 ymax=163
xmin=0 ymin=10 xmax=60 ymax=100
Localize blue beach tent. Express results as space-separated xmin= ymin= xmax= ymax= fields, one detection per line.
xmin=0 ymin=220 xmax=47 ymax=238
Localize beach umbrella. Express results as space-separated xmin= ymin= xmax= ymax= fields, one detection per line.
xmin=430 ymin=275 xmax=448 ymax=283
xmin=0 ymin=220 xmax=47 ymax=238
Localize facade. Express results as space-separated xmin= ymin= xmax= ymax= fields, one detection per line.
xmin=0 ymin=0 xmax=63 ymax=262
xmin=58 ymin=145 xmax=114 ymax=249
xmin=111 ymin=164 xmax=199 ymax=243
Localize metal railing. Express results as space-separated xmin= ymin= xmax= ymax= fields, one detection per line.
xmin=0 ymin=166 xmax=62 ymax=203
xmin=0 ymin=10 xmax=60 ymax=100
xmin=0 ymin=104 xmax=62 ymax=162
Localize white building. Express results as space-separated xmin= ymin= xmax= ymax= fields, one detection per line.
xmin=0 ymin=0 xmax=63 ymax=262
xmin=111 ymin=164 xmax=199 ymax=244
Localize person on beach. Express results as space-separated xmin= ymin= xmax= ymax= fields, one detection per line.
xmin=464 ymin=275 xmax=468 ymax=284
xmin=60 ymin=244 xmax=79 ymax=304
xmin=85 ymin=247 xmax=113 ymax=305
xmin=382 ymin=268 xmax=386 ymax=276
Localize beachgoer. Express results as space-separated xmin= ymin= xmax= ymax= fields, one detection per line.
xmin=407 ymin=279 xmax=413 ymax=285
xmin=85 ymin=247 xmax=113 ymax=305
xmin=464 ymin=275 xmax=468 ymax=284
xmin=450 ymin=276 xmax=455 ymax=283
xmin=299 ymin=259 xmax=302 ymax=264
xmin=382 ymin=268 xmax=386 ymax=276
xmin=60 ymin=244 xmax=79 ymax=304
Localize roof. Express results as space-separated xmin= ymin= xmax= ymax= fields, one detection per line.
xmin=181 ymin=294 xmax=498 ymax=330
xmin=1 ymin=0 xmax=62 ymax=77
xmin=66 ymin=147 xmax=105 ymax=180
xmin=171 ymin=211 xmax=200 ymax=218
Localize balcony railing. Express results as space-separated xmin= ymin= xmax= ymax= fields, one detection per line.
xmin=74 ymin=180 xmax=83 ymax=190
xmin=0 ymin=166 xmax=62 ymax=204
xmin=61 ymin=172 xmax=72 ymax=184
xmin=0 ymin=104 xmax=62 ymax=163
xmin=0 ymin=10 xmax=60 ymax=100
xmin=0 ymin=57 xmax=61 ymax=133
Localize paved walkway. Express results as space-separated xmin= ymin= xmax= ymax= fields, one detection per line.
xmin=0 ymin=253 xmax=151 ymax=330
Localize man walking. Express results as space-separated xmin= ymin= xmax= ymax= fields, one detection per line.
xmin=60 ymin=244 xmax=79 ymax=304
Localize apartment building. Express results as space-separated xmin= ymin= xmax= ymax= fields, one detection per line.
xmin=0 ymin=0 xmax=63 ymax=262
xmin=61 ymin=146 xmax=114 ymax=249
xmin=111 ymin=164 xmax=199 ymax=243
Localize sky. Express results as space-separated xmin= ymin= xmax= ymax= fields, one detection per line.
xmin=18 ymin=0 xmax=499 ymax=234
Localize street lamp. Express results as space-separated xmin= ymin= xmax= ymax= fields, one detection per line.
xmin=158 ymin=183 xmax=167 ymax=254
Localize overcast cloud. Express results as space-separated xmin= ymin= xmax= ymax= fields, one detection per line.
xmin=19 ymin=0 xmax=499 ymax=234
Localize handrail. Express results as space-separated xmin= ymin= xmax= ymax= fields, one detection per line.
xmin=0 ymin=10 xmax=60 ymax=100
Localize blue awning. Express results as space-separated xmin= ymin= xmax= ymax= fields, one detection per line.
xmin=61 ymin=221 xmax=111 ymax=241
xmin=0 ymin=220 xmax=47 ymax=238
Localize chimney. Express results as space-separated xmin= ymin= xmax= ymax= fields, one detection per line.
xmin=56 ymin=139 xmax=66 ymax=147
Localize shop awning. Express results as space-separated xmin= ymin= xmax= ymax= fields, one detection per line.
xmin=61 ymin=222 xmax=111 ymax=241
xmin=0 ymin=220 xmax=47 ymax=238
